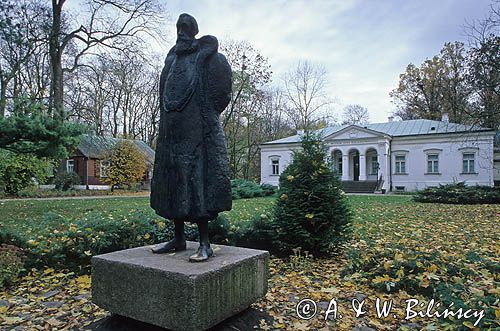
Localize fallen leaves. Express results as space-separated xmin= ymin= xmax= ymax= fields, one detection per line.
xmin=0 ymin=268 xmax=107 ymax=329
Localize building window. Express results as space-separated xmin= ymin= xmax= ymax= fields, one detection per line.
xmin=462 ymin=153 xmax=475 ymax=173
xmin=395 ymin=155 xmax=406 ymax=174
xmin=66 ymin=159 xmax=75 ymax=173
xmin=271 ymin=159 xmax=279 ymax=175
xmin=100 ymin=160 xmax=111 ymax=178
xmin=427 ymin=154 xmax=439 ymax=173
xmin=371 ymin=156 xmax=378 ymax=175
xmin=338 ymin=157 xmax=343 ymax=175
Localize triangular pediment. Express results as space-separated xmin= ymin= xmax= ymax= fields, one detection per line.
xmin=324 ymin=125 xmax=387 ymax=141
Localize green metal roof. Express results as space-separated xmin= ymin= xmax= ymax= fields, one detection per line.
xmin=76 ymin=135 xmax=155 ymax=164
xmin=262 ymin=119 xmax=493 ymax=145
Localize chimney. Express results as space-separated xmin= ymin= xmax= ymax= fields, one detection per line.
xmin=441 ymin=113 xmax=449 ymax=123
xmin=297 ymin=130 xmax=304 ymax=135
xmin=388 ymin=116 xmax=394 ymax=122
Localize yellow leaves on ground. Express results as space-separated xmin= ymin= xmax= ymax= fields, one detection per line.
xmin=75 ymin=275 xmax=91 ymax=290
xmin=0 ymin=269 xmax=107 ymax=329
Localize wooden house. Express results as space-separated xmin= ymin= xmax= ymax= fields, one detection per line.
xmin=65 ymin=135 xmax=155 ymax=189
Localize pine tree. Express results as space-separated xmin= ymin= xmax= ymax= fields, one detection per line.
xmin=273 ymin=133 xmax=351 ymax=256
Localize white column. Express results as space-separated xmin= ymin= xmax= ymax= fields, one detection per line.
xmin=378 ymin=142 xmax=390 ymax=191
xmin=359 ymin=154 xmax=367 ymax=181
xmin=341 ymin=154 xmax=349 ymax=181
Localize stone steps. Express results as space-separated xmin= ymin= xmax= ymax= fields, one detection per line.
xmin=341 ymin=180 xmax=378 ymax=193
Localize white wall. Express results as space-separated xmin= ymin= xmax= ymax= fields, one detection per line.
xmin=260 ymin=145 xmax=295 ymax=186
xmin=390 ymin=133 xmax=494 ymax=191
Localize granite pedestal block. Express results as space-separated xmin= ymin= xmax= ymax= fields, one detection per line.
xmin=91 ymin=242 xmax=269 ymax=331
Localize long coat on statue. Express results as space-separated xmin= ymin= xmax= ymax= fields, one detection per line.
xmin=150 ymin=35 xmax=232 ymax=222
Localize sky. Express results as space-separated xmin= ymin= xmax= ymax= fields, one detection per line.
xmin=162 ymin=0 xmax=493 ymax=123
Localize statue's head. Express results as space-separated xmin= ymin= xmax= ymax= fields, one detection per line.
xmin=176 ymin=13 xmax=198 ymax=42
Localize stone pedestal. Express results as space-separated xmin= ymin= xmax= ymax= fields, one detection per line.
xmin=91 ymin=242 xmax=269 ymax=331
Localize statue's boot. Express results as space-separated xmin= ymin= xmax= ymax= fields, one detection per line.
xmin=152 ymin=220 xmax=186 ymax=254
xmin=151 ymin=238 xmax=187 ymax=253
xmin=189 ymin=244 xmax=213 ymax=262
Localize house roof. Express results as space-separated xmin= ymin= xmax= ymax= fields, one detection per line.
xmin=76 ymin=135 xmax=155 ymax=164
xmin=262 ymin=119 xmax=493 ymax=145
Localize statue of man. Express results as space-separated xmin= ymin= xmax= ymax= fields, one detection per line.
xmin=150 ymin=13 xmax=232 ymax=262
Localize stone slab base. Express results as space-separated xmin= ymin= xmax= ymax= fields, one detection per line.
xmin=87 ymin=308 xmax=273 ymax=331
xmin=91 ymin=242 xmax=269 ymax=331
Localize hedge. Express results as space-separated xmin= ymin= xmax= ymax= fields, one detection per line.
xmin=413 ymin=182 xmax=500 ymax=204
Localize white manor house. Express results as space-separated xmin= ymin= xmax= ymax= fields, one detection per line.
xmin=260 ymin=117 xmax=499 ymax=193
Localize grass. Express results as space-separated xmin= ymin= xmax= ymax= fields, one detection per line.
xmin=0 ymin=196 xmax=276 ymax=239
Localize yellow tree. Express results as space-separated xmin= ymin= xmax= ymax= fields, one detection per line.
xmin=103 ymin=141 xmax=146 ymax=190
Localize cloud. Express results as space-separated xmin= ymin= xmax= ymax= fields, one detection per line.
xmin=165 ymin=0 xmax=493 ymax=122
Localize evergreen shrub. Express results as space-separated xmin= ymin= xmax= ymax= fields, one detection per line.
xmin=231 ymin=179 xmax=277 ymax=199
xmin=273 ymin=133 xmax=352 ymax=256
xmin=413 ymin=182 xmax=500 ymax=204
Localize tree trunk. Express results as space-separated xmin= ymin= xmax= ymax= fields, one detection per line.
xmin=49 ymin=0 xmax=65 ymax=121
xmin=0 ymin=79 xmax=7 ymax=118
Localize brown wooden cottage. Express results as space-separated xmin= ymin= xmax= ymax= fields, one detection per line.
xmin=65 ymin=135 xmax=155 ymax=189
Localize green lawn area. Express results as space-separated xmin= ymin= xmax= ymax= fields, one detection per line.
xmin=1 ymin=195 xmax=498 ymax=330
xmin=1 ymin=195 xmax=275 ymax=226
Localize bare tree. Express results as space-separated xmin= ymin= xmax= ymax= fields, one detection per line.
xmin=464 ymin=0 xmax=499 ymax=47
xmin=65 ymin=49 xmax=161 ymax=145
xmin=0 ymin=0 xmax=50 ymax=117
xmin=464 ymin=1 xmax=500 ymax=130
xmin=220 ymin=39 xmax=271 ymax=130
xmin=260 ymin=87 xmax=293 ymax=141
xmin=47 ymin=0 xmax=166 ymax=121
xmin=219 ymin=39 xmax=272 ymax=178
xmin=342 ymin=104 xmax=369 ymax=125
xmin=282 ymin=60 xmax=334 ymax=131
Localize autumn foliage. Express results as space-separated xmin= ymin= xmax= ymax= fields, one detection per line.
xmin=102 ymin=141 xmax=147 ymax=190
xmin=273 ymin=133 xmax=351 ymax=256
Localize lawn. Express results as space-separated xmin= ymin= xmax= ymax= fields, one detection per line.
xmin=1 ymin=195 xmax=498 ymax=330
xmin=1 ymin=195 xmax=275 ymax=227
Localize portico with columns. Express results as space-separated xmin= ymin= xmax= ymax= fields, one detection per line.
xmin=325 ymin=126 xmax=391 ymax=192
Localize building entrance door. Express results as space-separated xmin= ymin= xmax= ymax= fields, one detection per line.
xmin=353 ymin=155 xmax=360 ymax=181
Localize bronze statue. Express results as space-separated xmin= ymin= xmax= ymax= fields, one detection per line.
xmin=150 ymin=13 xmax=232 ymax=262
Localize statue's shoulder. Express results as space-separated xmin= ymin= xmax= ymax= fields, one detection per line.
xmin=198 ymin=35 xmax=219 ymax=55
xmin=165 ymin=46 xmax=176 ymax=62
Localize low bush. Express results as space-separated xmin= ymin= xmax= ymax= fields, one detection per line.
xmin=0 ymin=244 xmax=26 ymax=288
xmin=260 ymin=183 xmax=278 ymax=196
xmin=231 ymin=179 xmax=277 ymax=200
xmin=343 ymin=244 xmax=498 ymax=329
xmin=0 ymin=150 xmax=50 ymax=195
xmin=0 ymin=209 xmax=186 ymax=269
xmin=413 ymin=182 xmax=500 ymax=204
xmin=0 ymin=210 xmax=244 ymax=269
xmin=208 ymin=214 xmax=231 ymax=245
xmin=13 ymin=187 xmax=147 ymax=199
xmin=54 ymin=171 xmax=81 ymax=191
xmin=232 ymin=213 xmax=276 ymax=252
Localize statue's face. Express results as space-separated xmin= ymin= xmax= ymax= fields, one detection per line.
xmin=176 ymin=15 xmax=197 ymax=42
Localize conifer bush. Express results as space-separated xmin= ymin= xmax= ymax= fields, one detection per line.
xmin=273 ymin=133 xmax=351 ymax=256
